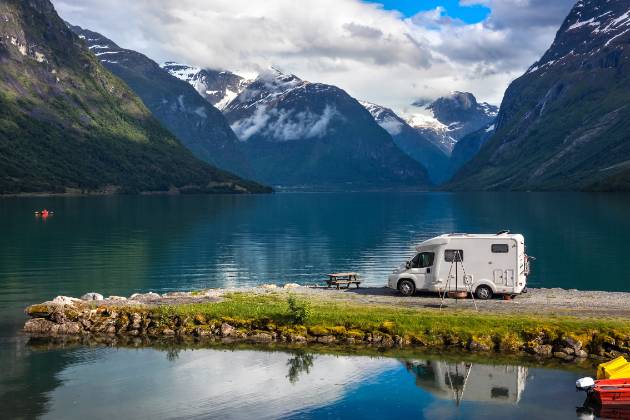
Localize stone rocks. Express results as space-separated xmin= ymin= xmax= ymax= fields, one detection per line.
xmin=129 ymin=292 xmax=161 ymax=301
xmin=249 ymin=332 xmax=274 ymax=342
xmin=283 ymin=283 xmax=301 ymax=289
xmin=52 ymin=296 xmax=83 ymax=305
xmin=530 ymin=344 xmax=553 ymax=357
xmin=554 ymin=351 xmax=576 ymax=360
xmin=259 ymin=284 xmax=277 ymax=290
xmin=576 ymin=349 xmax=589 ymax=359
xmin=560 ymin=336 xmax=583 ymax=352
xmin=107 ymin=296 xmax=127 ymax=301
xmin=81 ymin=292 xmax=104 ymax=301
xmin=130 ymin=313 xmax=142 ymax=330
xmin=469 ymin=338 xmax=492 ymax=352
xmin=24 ymin=318 xmax=81 ymax=335
xmin=221 ymin=323 xmax=235 ymax=337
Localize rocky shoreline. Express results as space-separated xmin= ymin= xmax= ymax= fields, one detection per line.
xmin=22 ymin=288 xmax=630 ymax=363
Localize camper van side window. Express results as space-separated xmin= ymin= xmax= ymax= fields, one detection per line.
xmin=444 ymin=250 xmax=464 ymax=262
xmin=491 ymin=244 xmax=509 ymax=253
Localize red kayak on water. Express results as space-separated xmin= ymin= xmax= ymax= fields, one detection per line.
xmin=589 ymin=378 xmax=630 ymax=406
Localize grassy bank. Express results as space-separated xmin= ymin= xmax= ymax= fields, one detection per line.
xmin=149 ymin=292 xmax=630 ymax=356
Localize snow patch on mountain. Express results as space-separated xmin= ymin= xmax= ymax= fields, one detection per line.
xmin=359 ymin=100 xmax=404 ymax=136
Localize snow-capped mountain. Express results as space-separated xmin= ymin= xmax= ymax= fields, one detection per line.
xmin=449 ymin=0 xmax=630 ymax=191
xmin=360 ymin=101 xmax=452 ymax=184
xmin=406 ymin=92 xmax=498 ymax=155
xmin=69 ymin=26 xmax=252 ymax=178
xmin=162 ymin=63 xmax=250 ymax=110
xmin=220 ymin=68 xmax=431 ymax=188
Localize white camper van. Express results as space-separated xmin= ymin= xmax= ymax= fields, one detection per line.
xmin=388 ymin=232 xmax=530 ymax=299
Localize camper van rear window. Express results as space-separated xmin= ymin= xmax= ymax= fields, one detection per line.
xmin=444 ymin=250 xmax=464 ymax=262
xmin=491 ymin=244 xmax=509 ymax=253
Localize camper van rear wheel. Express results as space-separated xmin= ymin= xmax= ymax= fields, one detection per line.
xmin=475 ymin=285 xmax=493 ymax=300
xmin=398 ymin=279 xmax=415 ymax=297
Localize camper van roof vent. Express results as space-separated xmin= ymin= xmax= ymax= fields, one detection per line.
xmin=496 ymin=230 xmax=510 ymax=235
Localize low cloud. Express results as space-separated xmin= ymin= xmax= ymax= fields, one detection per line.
xmin=231 ymin=105 xmax=339 ymax=142
xmin=53 ymin=0 xmax=575 ymax=111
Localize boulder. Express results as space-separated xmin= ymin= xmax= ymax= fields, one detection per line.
xmin=107 ymin=296 xmax=127 ymax=301
xmin=283 ymin=283 xmax=301 ymax=289
xmin=81 ymin=293 xmax=104 ymax=301
xmin=317 ymin=335 xmax=336 ymax=344
xmin=221 ymin=323 xmax=235 ymax=337
xmin=24 ymin=318 xmax=57 ymax=334
xmin=553 ymin=351 xmax=574 ymax=361
xmin=52 ymin=296 xmax=83 ymax=305
xmin=469 ymin=338 xmax=492 ymax=352
xmin=531 ymin=344 xmax=553 ymax=357
xmin=576 ymin=350 xmax=589 ymax=359
xmin=561 ymin=337 xmax=583 ymax=352
xmin=130 ymin=313 xmax=142 ymax=330
xmin=129 ymin=292 xmax=161 ymax=301
xmin=249 ymin=332 xmax=274 ymax=342
xmin=288 ymin=334 xmax=307 ymax=343
xmin=24 ymin=318 xmax=81 ymax=335
xmin=162 ymin=328 xmax=175 ymax=336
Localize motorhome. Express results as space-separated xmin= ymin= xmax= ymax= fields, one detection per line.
xmin=387 ymin=232 xmax=530 ymax=299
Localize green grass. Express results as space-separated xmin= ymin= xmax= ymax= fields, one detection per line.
xmin=150 ymin=292 xmax=630 ymax=348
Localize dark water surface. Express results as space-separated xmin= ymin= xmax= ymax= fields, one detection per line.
xmin=0 ymin=192 xmax=628 ymax=418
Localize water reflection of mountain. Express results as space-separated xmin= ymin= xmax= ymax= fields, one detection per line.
xmin=403 ymin=360 xmax=528 ymax=405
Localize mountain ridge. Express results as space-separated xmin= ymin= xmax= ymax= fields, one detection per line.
xmin=69 ymin=25 xmax=252 ymax=178
xmin=0 ymin=0 xmax=268 ymax=194
xmin=448 ymin=0 xmax=630 ymax=191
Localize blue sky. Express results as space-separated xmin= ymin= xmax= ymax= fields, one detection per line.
xmin=365 ymin=0 xmax=491 ymax=23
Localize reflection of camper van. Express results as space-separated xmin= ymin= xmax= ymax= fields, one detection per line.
xmin=404 ymin=360 xmax=528 ymax=405
xmin=387 ymin=232 xmax=530 ymax=299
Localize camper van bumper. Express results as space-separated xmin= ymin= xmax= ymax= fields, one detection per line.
xmin=387 ymin=274 xmax=399 ymax=289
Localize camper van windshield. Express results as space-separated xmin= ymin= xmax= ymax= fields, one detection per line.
xmin=411 ymin=252 xmax=434 ymax=268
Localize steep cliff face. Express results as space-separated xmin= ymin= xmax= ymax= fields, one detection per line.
xmin=449 ymin=0 xmax=630 ymax=191
xmin=69 ymin=26 xmax=252 ymax=178
xmin=360 ymin=101 xmax=451 ymax=184
xmin=0 ymin=0 xmax=268 ymax=194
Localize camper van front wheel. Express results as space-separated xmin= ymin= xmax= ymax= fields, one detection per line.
xmin=398 ymin=279 xmax=416 ymax=297
xmin=475 ymin=285 xmax=493 ymax=300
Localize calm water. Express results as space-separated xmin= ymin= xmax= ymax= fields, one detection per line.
xmin=1 ymin=192 xmax=628 ymax=418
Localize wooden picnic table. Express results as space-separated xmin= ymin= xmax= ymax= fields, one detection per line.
xmin=326 ymin=272 xmax=361 ymax=289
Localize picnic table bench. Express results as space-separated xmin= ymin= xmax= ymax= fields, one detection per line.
xmin=326 ymin=273 xmax=361 ymax=289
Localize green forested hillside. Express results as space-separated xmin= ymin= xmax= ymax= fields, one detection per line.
xmin=0 ymin=0 xmax=269 ymax=194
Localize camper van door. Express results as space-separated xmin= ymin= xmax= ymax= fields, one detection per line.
xmin=409 ymin=251 xmax=435 ymax=289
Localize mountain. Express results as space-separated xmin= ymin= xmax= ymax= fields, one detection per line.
xmin=407 ymin=92 xmax=498 ymax=155
xmin=360 ymin=101 xmax=451 ymax=184
xmin=220 ymin=68 xmax=431 ymax=189
xmin=0 ymin=0 xmax=268 ymax=194
xmin=162 ymin=63 xmax=250 ymax=110
xmin=449 ymin=123 xmax=495 ymax=171
xmin=449 ymin=0 xmax=630 ymax=191
xmin=68 ymin=26 xmax=251 ymax=178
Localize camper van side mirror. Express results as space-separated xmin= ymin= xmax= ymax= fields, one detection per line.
xmin=406 ymin=261 xmax=411 ymax=269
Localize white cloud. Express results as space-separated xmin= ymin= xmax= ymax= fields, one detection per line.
xmin=52 ymin=0 xmax=574 ymax=113
xmin=231 ymin=105 xmax=339 ymax=142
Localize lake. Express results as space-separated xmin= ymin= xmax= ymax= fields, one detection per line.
xmin=1 ymin=192 xmax=628 ymax=418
